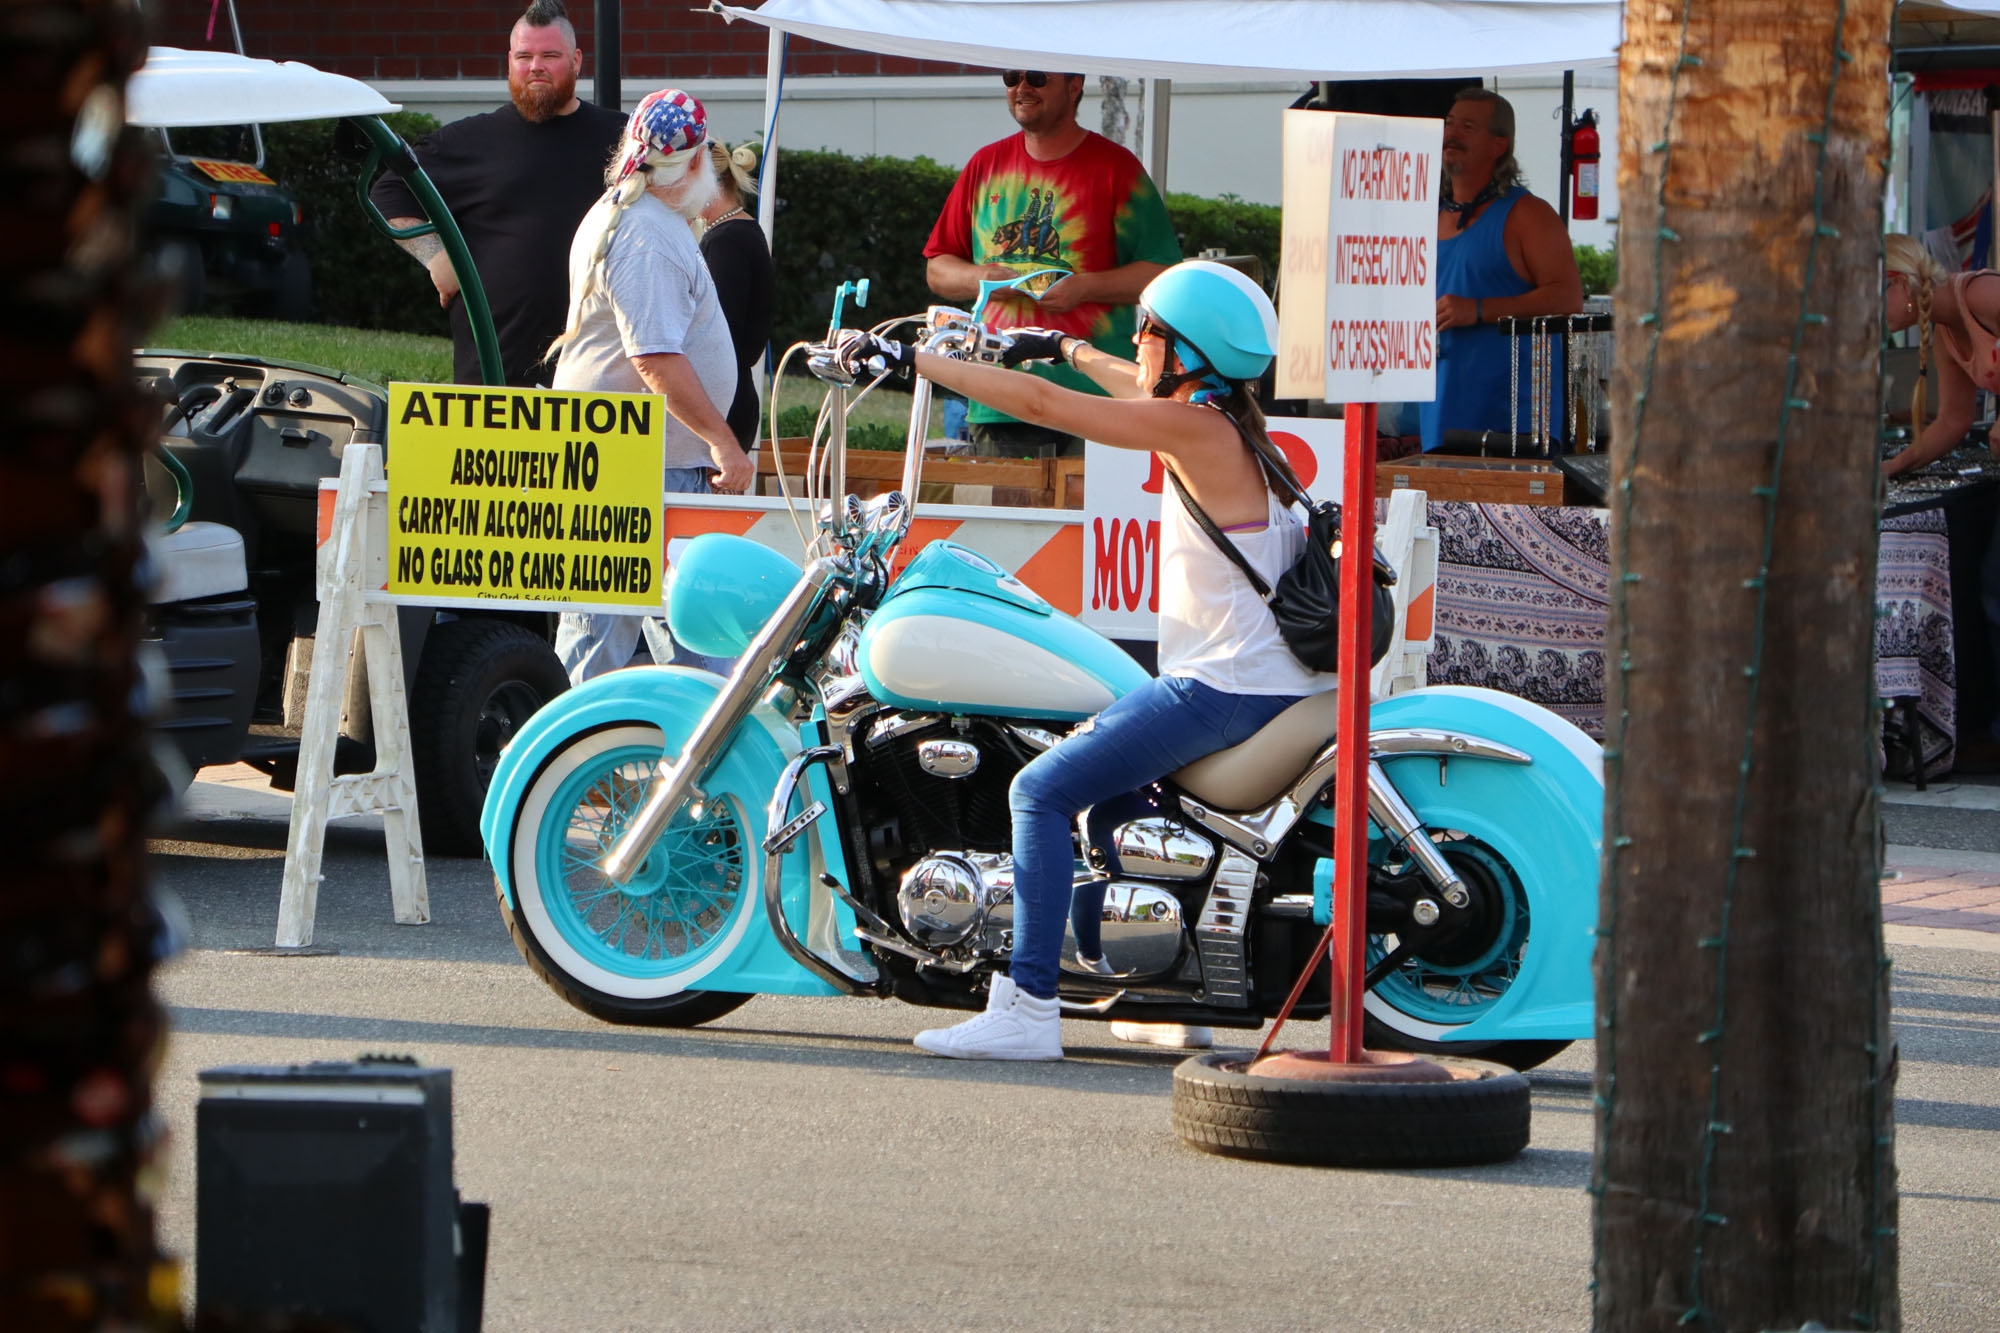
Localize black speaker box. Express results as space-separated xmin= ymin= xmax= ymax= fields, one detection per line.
xmin=196 ymin=1058 xmax=484 ymax=1332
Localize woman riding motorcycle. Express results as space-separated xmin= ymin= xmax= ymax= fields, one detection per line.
xmin=836 ymin=260 xmax=1338 ymax=1061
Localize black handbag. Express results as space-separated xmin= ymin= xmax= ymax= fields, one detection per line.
xmin=1165 ymin=428 xmax=1397 ymax=674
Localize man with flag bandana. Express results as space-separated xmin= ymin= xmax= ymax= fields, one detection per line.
xmin=924 ymin=70 xmax=1181 ymax=466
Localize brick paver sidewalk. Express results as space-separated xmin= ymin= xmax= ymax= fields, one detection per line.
xmin=1883 ymin=862 xmax=2000 ymax=933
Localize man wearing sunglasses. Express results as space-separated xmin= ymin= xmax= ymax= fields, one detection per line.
xmin=924 ymin=69 xmax=1181 ymax=471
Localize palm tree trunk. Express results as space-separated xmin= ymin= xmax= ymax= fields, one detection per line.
xmin=1595 ymin=1 xmax=1900 ymax=1327
xmin=0 ymin=3 xmax=171 ymax=1327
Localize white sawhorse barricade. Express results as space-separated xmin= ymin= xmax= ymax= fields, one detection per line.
xmin=276 ymin=442 xmax=427 ymax=947
xmin=1373 ymin=488 xmax=1439 ymax=700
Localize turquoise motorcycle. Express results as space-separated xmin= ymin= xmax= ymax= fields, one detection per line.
xmin=479 ymin=299 xmax=1603 ymax=1069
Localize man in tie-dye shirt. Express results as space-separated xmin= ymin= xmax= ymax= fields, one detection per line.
xmin=925 ymin=70 xmax=1181 ymax=462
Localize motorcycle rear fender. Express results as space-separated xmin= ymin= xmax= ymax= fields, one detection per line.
xmin=1343 ymin=686 xmax=1603 ymax=1042
xmin=480 ymin=664 xmax=848 ymax=997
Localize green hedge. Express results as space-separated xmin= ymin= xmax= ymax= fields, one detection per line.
xmin=1574 ymin=243 xmax=1616 ymax=298
xmin=258 ymin=114 xmax=452 ymax=336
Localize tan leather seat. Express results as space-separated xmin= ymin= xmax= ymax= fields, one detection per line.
xmin=1172 ymin=689 xmax=1342 ymax=812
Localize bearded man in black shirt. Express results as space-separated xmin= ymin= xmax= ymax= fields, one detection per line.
xmin=370 ymin=0 xmax=626 ymax=387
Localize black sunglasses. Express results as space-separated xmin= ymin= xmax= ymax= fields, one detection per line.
xmin=1002 ymin=70 xmax=1051 ymax=88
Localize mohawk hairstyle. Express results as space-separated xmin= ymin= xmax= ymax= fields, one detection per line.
xmin=518 ymin=0 xmax=576 ymax=42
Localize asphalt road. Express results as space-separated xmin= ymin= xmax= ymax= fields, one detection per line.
xmin=148 ymin=778 xmax=2000 ymax=1332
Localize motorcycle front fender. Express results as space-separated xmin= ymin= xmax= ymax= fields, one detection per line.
xmin=480 ymin=664 xmax=849 ymax=998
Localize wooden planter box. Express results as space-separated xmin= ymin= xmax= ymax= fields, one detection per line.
xmin=1377 ymin=454 xmax=1572 ymax=506
xmin=757 ymin=439 xmax=1084 ymax=508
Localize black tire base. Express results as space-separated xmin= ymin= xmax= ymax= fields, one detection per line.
xmin=1171 ymin=1051 xmax=1531 ymax=1167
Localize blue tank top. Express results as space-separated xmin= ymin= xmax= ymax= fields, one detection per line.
xmin=1418 ymin=187 xmax=1564 ymax=451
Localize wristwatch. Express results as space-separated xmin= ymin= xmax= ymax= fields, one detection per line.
xmin=1059 ymin=336 xmax=1083 ymax=365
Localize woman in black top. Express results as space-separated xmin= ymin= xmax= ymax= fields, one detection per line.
xmin=696 ymin=140 xmax=776 ymax=450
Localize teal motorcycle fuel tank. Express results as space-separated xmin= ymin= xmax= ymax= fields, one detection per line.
xmin=668 ymin=533 xmax=802 ymax=658
xmin=858 ymin=542 xmax=1148 ymax=719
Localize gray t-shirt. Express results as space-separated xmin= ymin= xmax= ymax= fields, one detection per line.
xmin=551 ymin=192 xmax=738 ymax=472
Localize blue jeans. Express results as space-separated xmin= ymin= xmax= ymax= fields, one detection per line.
xmin=556 ymin=466 xmax=735 ymax=683
xmin=1006 ymin=675 xmax=1306 ymax=999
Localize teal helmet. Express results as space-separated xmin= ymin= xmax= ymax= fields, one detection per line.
xmin=1136 ymin=259 xmax=1279 ymax=391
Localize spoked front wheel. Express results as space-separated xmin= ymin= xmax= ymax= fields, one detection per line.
xmin=499 ymin=723 xmax=754 ymax=1027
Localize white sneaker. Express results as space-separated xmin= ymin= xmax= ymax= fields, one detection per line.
xmin=1075 ymin=952 xmax=1117 ymax=977
xmin=914 ymin=975 xmax=1063 ymax=1061
xmin=1110 ymin=1021 xmax=1214 ymax=1050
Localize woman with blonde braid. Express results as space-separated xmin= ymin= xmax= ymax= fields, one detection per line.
xmin=1884 ymin=233 xmax=2000 ymax=770
xmin=550 ymin=89 xmax=750 ymax=683
xmin=1882 ymin=233 xmax=2000 ymax=478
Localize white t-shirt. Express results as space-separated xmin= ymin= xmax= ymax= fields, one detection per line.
xmin=551 ymin=192 xmax=738 ymax=472
xmin=1157 ymin=479 xmax=1341 ymax=697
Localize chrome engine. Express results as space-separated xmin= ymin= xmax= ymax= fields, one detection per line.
xmin=896 ymin=852 xmax=1006 ymax=947
xmin=847 ymin=701 xmax=1222 ymax=985
xmin=894 ymin=846 xmax=1191 ymax=980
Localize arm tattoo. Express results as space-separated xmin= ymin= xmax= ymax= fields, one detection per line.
xmin=388 ymin=222 xmax=444 ymax=266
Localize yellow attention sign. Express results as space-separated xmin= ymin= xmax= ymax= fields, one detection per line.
xmin=386 ymin=384 xmax=666 ymax=610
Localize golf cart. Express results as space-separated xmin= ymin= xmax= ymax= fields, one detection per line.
xmin=132 ymin=47 xmax=558 ymax=855
xmin=145 ymin=124 xmax=310 ymax=320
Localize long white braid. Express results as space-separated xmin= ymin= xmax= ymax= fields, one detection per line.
xmin=546 ymin=143 xmax=701 ymax=361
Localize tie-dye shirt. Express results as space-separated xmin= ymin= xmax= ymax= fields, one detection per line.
xmin=925 ymin=131 xmax=1180 ymax=424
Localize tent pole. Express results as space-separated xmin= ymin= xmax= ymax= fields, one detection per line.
xmin=1559 ymin=68 xmax=1574 ymax=225
xmin=758 ymin=29 xmax=785 ymax=248
xmin=1148 ymin=78 xmax=1172 ymax=191
xmin=753 ymin=28 xmax=787 ymax=443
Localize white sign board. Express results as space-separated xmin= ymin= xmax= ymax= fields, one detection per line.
xmin=1278 ymin=110 xmax=1442 ymax=405
xmin=1277 ymin=110 xmax=1337 ymax=400
xmin=1081 ymin=420 xmax=1349 ymax=640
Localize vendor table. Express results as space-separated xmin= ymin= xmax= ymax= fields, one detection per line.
xmin=1421 ymin=500 xmax=1958 ymax=779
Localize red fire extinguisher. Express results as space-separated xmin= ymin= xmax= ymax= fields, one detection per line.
xmin=1570 ymin=109 xmax=1601 ymax=221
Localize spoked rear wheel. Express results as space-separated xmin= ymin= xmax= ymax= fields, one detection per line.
xmin=500 ymin=723 xmax=753 ymax=1027
xmin=1363 ymin=831 xmax=1570 ymax=1072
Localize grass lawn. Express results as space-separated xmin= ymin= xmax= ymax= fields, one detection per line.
xmin=145 ymin=316 xmax=454 ymax=388
xmin=774 ymin=365 xmax=947 ymax=445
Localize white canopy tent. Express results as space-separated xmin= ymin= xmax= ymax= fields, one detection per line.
xmin=710 ymin=0 xmax=1621 ymax=82
xmin=710 ymin=0 xmax=1622 ymax=240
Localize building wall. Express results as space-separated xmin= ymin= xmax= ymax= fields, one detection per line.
xmin=149 ymin=0 xmax=978 ymax=79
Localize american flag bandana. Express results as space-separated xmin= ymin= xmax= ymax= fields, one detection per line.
xmin=612 ymin=89 xmax=707 ymax=185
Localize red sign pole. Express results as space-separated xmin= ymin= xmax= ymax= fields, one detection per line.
xmin=1327 ymin=401 xmax=1377 ymax=1064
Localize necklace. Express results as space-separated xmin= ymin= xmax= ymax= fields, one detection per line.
xmin=1439 ymin=180 xmax=1502 ymax=231
xmin=708 ymin=207 xmax=749 ymax=227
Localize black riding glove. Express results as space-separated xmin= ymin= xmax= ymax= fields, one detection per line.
xmin=1000 ymin=327 xmax=1069 ymax=368
xmin=835 ymin=330 xmax=916 ymax=379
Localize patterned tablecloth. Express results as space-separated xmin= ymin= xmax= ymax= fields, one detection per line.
xmin=1421 ymin=502 xmax=1956 ymax=775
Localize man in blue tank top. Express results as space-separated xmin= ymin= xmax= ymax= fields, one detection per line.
xmin=1419 ymin=90 xmax=1585 ymax=453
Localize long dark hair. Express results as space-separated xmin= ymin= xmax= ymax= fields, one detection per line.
xmin=1214 ymin=380 xmax=1310 ymax=503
